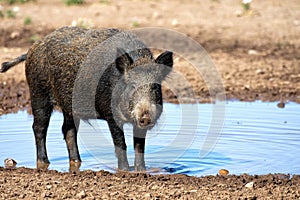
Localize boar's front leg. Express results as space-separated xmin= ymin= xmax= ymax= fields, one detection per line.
xmin=107 ymin=119 xmax=130 ymax=171
xmin=133 ymin=126 xmax=147 ymax=171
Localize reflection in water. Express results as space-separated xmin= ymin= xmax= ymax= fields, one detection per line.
xmin=0 ymin=101 xmax=299 ymax=176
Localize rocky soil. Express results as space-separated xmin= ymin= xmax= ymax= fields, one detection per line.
xmin=1 ymin=167 xmax=300 ymax=199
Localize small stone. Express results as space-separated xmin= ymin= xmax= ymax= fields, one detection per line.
xmin=152 ymin=12 xmax=161 ymax=19
xmin=4 ymin=158 xmax=17 ymax=168
xmin=277 ymin=102 xmax=285 ymax=108
xmin=71 ymin=20 xmax=77 ymax=26
xmin=10 ymin=31 xmax=20 ymax=39
xmin=171 ymin=19 xmax=179 ymax=26
xmin=248 ymin=49 xmax=258 ymax=55
xmin=219 ymin=169 xmax=229 ymax=176
xmin=244 ymin=85 xmax=250 ymax=90
xmin=144 ymin=193 xmax=151 ymax=198
xmin=46 ymin=185 xmax=52 ymax=190
xmin=245 ymin=181 xmax=254 ymax=189
xmin=151 ymin=185 xmax=159 ymax=190
xmin=76 ymin=190 xmax=87 ymax=199
xmin=255 ymin=69 xmax=265 ymax=75
xmin=234 ymin=10 xmax=243 ymax=17
xmin=12 ymin=6 xmax=20 ymax=13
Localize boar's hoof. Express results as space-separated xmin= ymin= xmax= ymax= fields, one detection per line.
xmin=37 ymin=160 xmax=50 ymax=171
xmin=69 ymin=160 xmax=81 ymax=174
xmin=118 ymin=163 xmax=130 ymax=171
xmin=135 ymin=165 xmax=146 ymax=172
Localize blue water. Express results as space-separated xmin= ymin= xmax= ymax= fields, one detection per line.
xmin=0 ymin=101 xmax=299 ymax=176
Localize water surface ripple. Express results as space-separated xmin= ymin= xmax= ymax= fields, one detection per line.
xmin=0 ymin=101 xmax=299 ymax=176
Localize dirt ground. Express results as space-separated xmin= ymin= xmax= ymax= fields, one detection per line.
xmin=0 ymin=0 xmax=300 ymax=199
xmin=1 ymin=167 xmax=300 ymax=199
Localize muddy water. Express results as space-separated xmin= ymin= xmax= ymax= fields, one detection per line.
xmin=0 ymin=102 xmax=299 ymax=176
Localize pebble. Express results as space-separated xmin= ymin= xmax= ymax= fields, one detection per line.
xmin=234 ymin=10 xmax=243 ymax=17
xmin=10 ymin=31 xmax=20 ymax=39
xmin=277 ymin=102 xmax=285 ymax=108
xmin=144 ymin=193 xmax=151 ymax=198
xmin=76 ymin=190 xmax=87 ymax=199
xmin=171 ymin=19 xmax=179 ymax=26
xmin=255 ymin=69 xmax=265 ymax=75
xmin=248 ymin=49 xmax=259 ymax=55
xmin=4 ymin=158 xmax=17 ymax=168
xmin=12 ymin=6 xmax=20 ymax=13
xmin=219 ymin=169 xmax=229 ymax=176
xmin=245 ymin=181 xmax=254 ymax=189
xmin=152 ymin=12 xmax=161 ymax=19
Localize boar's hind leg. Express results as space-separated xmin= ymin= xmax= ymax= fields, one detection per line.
xmin=107 ymin=119 xmax=130 ymax=171
xmin=62 ymin=112 xmax=81 ymax=172
xmin=133 ymin=126 xmax=147 ymax=171
xmin=31 ymin=96 xmax=53 ymax=170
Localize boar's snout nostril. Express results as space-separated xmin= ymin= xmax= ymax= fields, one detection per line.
xmin=139 ymin=113 xmax=151 ymax=126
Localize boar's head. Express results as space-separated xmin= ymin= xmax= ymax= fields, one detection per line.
xmin=113 ymin=48 xmax=173 ymax=129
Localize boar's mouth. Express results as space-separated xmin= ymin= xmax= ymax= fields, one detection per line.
xmin=134 ymin=118 xmax=156 ymax=130
xmin=130 ymin=100 xmax=161 ymax=130
xmin=129 ymin=105 xmax=156 ymax=130
xmin=136 ymin=116 xmax=156 ymax=129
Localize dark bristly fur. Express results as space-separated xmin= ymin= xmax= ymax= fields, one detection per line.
xmin=1 ymin=26 xmax=173 ymax=172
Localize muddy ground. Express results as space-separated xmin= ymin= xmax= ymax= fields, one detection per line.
xmin=0 ymin=0 xmax=299 ymax=199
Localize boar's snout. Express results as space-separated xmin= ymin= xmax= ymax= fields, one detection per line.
xmin=138 ymin=111 xmax=152 ymax=127
xmin=132 ymin=100 xmax=159 ymax=129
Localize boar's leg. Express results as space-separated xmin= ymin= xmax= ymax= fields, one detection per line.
xmin=107 ymin=119 xmax=130 ymax=171
xmin=31 ymin=96 xmax=53 ymax=170
xmin=133 ymin=126 xmax=147 ymax=171
xmin=62 ymin=112 xmax=81 ymax=173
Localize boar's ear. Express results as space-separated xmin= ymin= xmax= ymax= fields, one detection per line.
xmin=116 ymin=48 xmax=133 ymax=74
xmin=155 ymin=51 xmax=173 ymax=78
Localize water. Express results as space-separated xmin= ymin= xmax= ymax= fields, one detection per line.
xmin=0 ymin=101 xmax=299 ymax=176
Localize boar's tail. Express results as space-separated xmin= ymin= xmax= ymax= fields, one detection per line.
xmin=0 ymin=54 xmax=27 ymax=73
